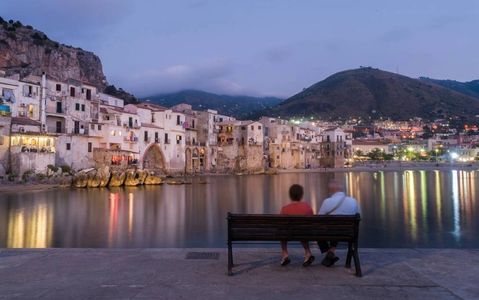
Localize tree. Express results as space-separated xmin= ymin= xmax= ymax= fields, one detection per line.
xmin=354 ymin=149 xmax=364 ymax=157
xmin=367 ymin=148 xmax=385 ymax=160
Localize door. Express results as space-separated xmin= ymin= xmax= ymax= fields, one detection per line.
xmin=56 ymin=102 xmax=62 ymax=113
xmin=74 ymin=121 xmax=80 ymax=134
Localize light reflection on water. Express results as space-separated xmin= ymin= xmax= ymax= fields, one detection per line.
xmin=0 ymin=170 xmax=478 ymax=248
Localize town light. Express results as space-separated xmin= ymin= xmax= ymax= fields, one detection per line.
xmin=450 ymin=152 xmax=459 ymax=160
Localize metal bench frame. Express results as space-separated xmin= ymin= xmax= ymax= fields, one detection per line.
xmin=227 ymin=213 xmax=362 ymax=277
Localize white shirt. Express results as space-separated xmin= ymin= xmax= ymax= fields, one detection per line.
xmin=318 ymin=192 xmax=360 ymax=215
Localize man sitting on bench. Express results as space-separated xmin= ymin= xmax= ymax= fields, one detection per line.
xmin=279 ymin=184 xmax=315 ymax=267
xmin=318 ymin=180 xmax=360 ymax=267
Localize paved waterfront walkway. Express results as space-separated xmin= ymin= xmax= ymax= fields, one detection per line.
xmin=0 ymin=248 xmax=478 ymax=299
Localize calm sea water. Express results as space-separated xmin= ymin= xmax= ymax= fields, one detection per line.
xmin=1 ymin=170 xmax=478 ymax=248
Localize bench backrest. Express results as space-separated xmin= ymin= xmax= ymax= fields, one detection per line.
xmin=227 ymin=213 xmax=361 ymax=242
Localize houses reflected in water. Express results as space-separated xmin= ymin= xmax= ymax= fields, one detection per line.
xmin=1 ymin=170 xmax=478 ymax=248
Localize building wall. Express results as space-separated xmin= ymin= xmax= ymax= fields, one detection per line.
xmin=12 ymin=151 xmax=55 ymax=175
xmin=55 ymin=135 xmax=100 ymax=170
xmin=0 ymin=117 xmax=11 ymax=176
xmin=352 ymin=143 xmax=390 ymax=154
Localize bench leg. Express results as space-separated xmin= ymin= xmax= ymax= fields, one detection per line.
xmin=353 ymin=244 xmax=362 ymax=277
xmin=228 ymin=241 xmax=233 ymax=276
xmin=345 ymin=242 xmax=352 ymax=268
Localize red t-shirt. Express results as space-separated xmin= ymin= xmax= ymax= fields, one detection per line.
xmin=280 ymin=201 xmax=314 ymax=215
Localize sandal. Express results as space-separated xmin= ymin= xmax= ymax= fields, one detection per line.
xmin=280 ymin=257 xmax=291 ymax=266
xmin=302 ymin=255 xmax=315 ymax=267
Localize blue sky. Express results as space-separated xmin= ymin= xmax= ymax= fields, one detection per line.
xmin=1 ymin=0 xmax=478 ymax=98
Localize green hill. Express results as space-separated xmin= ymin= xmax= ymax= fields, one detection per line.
xmin=264 ymin=67 xmax=479 ymax=121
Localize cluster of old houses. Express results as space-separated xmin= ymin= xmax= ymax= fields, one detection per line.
xmin=0 ymin=72 xmax=352 ymax=177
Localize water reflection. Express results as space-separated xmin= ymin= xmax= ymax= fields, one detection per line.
xmin=1 ymin=170 xmax=479 ymax=248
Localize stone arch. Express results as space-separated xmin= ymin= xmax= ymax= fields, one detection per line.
xmin=142 ymin=144 xmax=166 ymax=171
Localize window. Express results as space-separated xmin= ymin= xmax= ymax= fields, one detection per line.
xmin=81 ymin=104 xmax=85 ymax=112
xmin=192 ymin=120 xmax=195 ymax=128
xmin=56 ymin=102 xmax=62 ymax=113
xmin=70 ymin=87 xmax=75 ymax=97
xmin=56 ymin=84 xmax=61 ymax=92
xmin=165 ymin=133 xmax=169 ymax=144
xmin=86 ymin=89 xmax=91 ymax=100
xmin=75 ymin=103 xmax=80 ymax=111
xmin=155 ymin=132 xmax=159 ymax=142
xmin=176 ymin=115 xmax=181 ymax=125
xmin=88 ymin=142 xmax=92 ymax=153
xmin=1 ymin=88 xmax=14 ymax=102
xmin=66 ymin=143 xmax=71 ymax=150
xmin=90 ymin=124 xmax=95 ymax=130
xmin=98 ymin=125 xmax=102 ymax=130
xmin=27 ymin=104 xmax=34 ymax=118
xmin=56 ymin=121 xmax=62 ymax=133
xmin=176 ymin=135 xmax=182 ymax=144
xmin=144 ymin=131 xmax=149 ymax=142
xmin=258 ymin=126 xmax=261 ymax=130
xmin=251 ymin=125 xmax=254 ymax=130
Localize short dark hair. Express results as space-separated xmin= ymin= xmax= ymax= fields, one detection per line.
xmin=289 ymin=184 xmax=304 ymax=201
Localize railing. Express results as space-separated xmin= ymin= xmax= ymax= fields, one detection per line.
xmin=46 ymin=107 xmax=65 ymax=115
xmin=124 ymin=136 xmax=139 ymax=143
xmin=73 ymin=128 xmax=89 ymax=135
xmin=48 ymin=127 xmax=66 ymax=134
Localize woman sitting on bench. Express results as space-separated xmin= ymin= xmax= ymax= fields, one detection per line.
xmin=279 ymin=184 xmax=315 ymax=267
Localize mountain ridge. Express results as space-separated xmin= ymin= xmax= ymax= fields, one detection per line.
xmin=143 ymin=89 xmax=283 ymax=119
xmin=262 ymin=67 xmax=479 ymax=121
xmin=419 ymin=77 xmax=479 ymax=99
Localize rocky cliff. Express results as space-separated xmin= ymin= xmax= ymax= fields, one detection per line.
xmin=0 ymin=18 xmax=107 ymax=88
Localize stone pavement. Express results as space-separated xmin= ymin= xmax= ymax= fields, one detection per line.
xmin=0 ymin=248 xmax=478 ymax=300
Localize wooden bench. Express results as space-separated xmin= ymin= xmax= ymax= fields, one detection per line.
xmin=227 ymin=213 xmax=362 ymax=277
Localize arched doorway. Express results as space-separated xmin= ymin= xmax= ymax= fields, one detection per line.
xmin=185 ymin=148 xmax=193 ymax=173
xmin=143 ymin=144 xmax=166 ymax=171
xmin=192 ymin=148 xmax=199 ymax=172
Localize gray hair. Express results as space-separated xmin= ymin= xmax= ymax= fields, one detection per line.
xmin=328 ymin=179 xmax=344 ymax=191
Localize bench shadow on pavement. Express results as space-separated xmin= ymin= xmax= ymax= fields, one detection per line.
xmin=227 ymin=249 xmax=414 ymax=277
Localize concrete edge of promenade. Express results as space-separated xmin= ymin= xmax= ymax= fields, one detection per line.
xmin=0 ymin=247 xmax=478 ymax=299
xmin=1 ymin=162 xmax=478 ymax=193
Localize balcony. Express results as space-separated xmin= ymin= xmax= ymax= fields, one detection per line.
xmin=48 ymin=126 xmax=66 ymax=134
xmin=124 ymin=136 xmax=139 ymax=143
xmin=73 ymin=128 xmax=89 ymax=135
xmin=46 ymin=106 xmax=66 ymax=115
